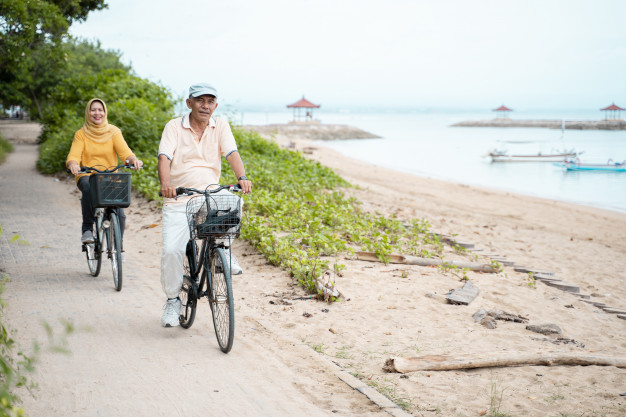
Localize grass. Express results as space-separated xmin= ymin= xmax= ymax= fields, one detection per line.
xmin=0 ymin=133 xmax=14 ymax=164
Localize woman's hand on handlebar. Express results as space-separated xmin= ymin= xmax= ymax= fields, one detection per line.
xmin=67 ymin=161 xmax=81 ymax=176
xmin=126 ymin=156 xmax=143 ymax=170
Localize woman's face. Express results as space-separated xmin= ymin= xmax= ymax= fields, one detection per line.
xmin=89 ymin=101 xmax=105 ymax=125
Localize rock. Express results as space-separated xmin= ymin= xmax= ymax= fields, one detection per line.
xmin=526 ymin=324 xmax=562 ymax=335
xmin=473 ymin=309 xmax=487 ymax=322
xmin=480 ymin=317 xmax=497 ymax=329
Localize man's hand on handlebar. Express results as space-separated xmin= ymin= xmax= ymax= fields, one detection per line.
xmin=237 ymin=178 xmax=252 ymax=194
xmin=160 ymin=185 xmax=179 ymax=198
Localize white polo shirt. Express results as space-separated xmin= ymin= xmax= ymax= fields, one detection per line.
xmin=158 ymin=112 xmax=237 ymax=205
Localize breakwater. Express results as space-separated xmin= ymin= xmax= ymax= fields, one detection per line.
xmin=243 ymin=123 xmax=380 ymax=140
xmin=452 ymin=119 xmax=626 ymax=130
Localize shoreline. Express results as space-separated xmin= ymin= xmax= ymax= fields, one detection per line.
xmin=452 ymin=118 xmax=626 ymax=130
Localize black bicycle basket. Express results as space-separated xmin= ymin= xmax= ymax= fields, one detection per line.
xmin=89 ymin=172 xmax=131 ymax=208
xmin=186 ymin=193 xmax=242 ymax=239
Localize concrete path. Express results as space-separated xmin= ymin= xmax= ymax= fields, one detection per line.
xmin=0 ymin=140 xmax=389 ymax=417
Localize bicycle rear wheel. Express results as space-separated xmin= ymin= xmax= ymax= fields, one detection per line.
xmin=179 ymin=241 xmax=198 ymax=328
xmin=87 ymin=211 xmax=103 ymax=276
xmin=108 ymin=212 xmax=123 ymax=291
xmin=208 ymin=247 xmax=234 ymax=353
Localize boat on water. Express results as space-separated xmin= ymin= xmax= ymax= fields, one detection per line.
xmin=489 ymin=149 xmax=579 ymax=163
xmin=556 ymin=158 xmax=626 ymax=172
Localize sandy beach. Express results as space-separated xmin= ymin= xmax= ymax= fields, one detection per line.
xmin=2 ymin=121 xmax=625 ymax=416
xmin=235 ymin=126 xmax=626 ymax=415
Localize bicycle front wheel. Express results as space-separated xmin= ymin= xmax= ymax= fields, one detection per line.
xmin=87 ymin=210 xmax=104 ymax=276
xmin=208 ymin=247 xmax=234 ymax=353
xmin=179 ymin=241 xmax=198 ymax=328
xmin=108 ymin=213 xmax=123 ymax=291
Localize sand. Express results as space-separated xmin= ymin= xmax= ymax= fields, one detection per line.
xmin=2 ymin=121 xmax=625 ymax=416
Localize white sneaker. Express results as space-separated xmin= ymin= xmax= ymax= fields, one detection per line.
xmin=81 ymin=230 xmax=94 ymax=244
xmin=161 ymin=298 xmax=182 ymax=327
xmin=224 ymin=248 xmax=243 ymax=275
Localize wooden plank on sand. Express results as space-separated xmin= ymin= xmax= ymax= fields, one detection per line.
xmin=543 ymin=281 xmax=580 ymax=293
xmin=355 ymin=252 xmax=497 ymax=273
xmin=383 ymin=352 xmax=626 ymax=373
xmin=446 ymin=281 xmax=479 ymax=305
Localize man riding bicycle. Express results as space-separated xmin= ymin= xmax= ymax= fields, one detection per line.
xmin=157 ymin=83 xmax=252 ymax=328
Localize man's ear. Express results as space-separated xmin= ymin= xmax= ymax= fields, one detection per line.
xmin=186 ymin=98 xmax=192 ymax=109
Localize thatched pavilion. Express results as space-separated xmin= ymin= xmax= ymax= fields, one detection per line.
xmin=286 ymin=96 xmax=320 ymax=123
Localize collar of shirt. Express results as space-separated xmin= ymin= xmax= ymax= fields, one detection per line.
xmin=181 ymin=111 xmax=217 ymax=132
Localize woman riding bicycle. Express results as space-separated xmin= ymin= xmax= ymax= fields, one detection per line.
xmin=66 ymin=98 xmax=143 ymax=244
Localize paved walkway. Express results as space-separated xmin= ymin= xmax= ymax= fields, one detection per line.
xmin=0 ymin=142 xmax=390 ymax=417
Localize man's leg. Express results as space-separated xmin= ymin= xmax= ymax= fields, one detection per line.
xmin=215 ymin=189 xmax=244 ymax=275
xmin=160 ymin=203 xmax=189 ymax=327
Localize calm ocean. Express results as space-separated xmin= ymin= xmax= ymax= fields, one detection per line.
xmin=235 ymin=109 xmax=626 ymax=214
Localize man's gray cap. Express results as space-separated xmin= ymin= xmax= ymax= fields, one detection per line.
xmin=189 ymin=83 xmax=218 ymax=98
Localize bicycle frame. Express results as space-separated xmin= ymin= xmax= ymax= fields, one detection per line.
xmin=187 ymin=236 xmax=228 ymax=299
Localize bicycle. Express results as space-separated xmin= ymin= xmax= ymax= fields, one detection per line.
xmin=75 ymin=164 xmax=133 ymax=291
xmin=171 ymin=184 xmax=243 ymax=353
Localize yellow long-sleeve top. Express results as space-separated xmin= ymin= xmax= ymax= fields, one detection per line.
xmin=66 ymin=127 xmax=135 ymax=181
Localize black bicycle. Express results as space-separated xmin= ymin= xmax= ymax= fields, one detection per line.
xmin=77 ymin=164 xmax=133 ymax=291
xmin=174 ymin=184 xmax=243 ymax=353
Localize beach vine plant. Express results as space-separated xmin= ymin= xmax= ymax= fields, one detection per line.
xmin=128 ymin=127 xmax=487 ymax=300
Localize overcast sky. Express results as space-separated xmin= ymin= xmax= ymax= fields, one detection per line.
xmin=70 ymin=0 xmax=626 ymax=111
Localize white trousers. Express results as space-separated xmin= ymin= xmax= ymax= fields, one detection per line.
xmin=160 ymin=191 xmax=242 ymax=299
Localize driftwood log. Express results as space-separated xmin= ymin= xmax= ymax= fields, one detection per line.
xmin=384 ymin=352 xmax=626 ymax=373
xmin=355 ymin=251 xmax=497 ymax=273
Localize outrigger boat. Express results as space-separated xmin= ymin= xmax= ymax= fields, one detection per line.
xmin=557 ymin=158 xmax=626 ymax=172
xmin=489 ymin=149 xmax=579 ymax=163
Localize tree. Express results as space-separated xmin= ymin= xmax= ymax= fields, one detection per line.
xmin=0 ymin=0 xmax=107 ymax=117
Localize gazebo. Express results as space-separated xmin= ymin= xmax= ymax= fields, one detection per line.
xmin=600 ymin=103 xmax=624 ymax=120
xmin=493 ymin=104 xmax=513 ymax=119
xmin=286 ymin=96 xmax=320 ymax=123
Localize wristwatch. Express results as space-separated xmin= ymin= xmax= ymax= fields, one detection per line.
xmin=238 ymin=176 xmax=248 ymax=181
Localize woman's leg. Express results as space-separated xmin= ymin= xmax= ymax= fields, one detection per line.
xmin=117 ymin=208 xmax=126 ymax=237
xmin=77 ymin=176 xmax=95 ymax=233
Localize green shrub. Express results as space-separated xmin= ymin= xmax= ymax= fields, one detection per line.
xmin=0 ymin=134 xmax=14 ymax=164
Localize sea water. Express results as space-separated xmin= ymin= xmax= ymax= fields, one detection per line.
xmin=234 ymin=109 xmax=626 ymax=214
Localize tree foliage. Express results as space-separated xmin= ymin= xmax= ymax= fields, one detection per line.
xmin=0 ymin=0 xmax=108 ymax=116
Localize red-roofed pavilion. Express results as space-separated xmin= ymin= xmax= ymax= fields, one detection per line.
xmin=493 ymin=104 xmax=513 ymax=119
xmin=287 ymin=96 xmax=320 ymax=123
xmin=600 ymin=103 xmax=625 ymax=120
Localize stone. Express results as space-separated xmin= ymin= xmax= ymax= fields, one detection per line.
xmin=525 ymin=324 xmax=562 ymax=335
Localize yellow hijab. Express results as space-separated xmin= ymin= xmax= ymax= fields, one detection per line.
xmin=82 ymin=98 xmax=120 ymax=143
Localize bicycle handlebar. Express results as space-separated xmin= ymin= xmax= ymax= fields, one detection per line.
xmin=158 ymin=184 xmax=243 ymax=198
xmin=66 ymin=162 xmax=138 ymax=174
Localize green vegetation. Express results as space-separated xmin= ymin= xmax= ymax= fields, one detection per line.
xmin=0 ymin=0 xmax=108 ymax=118
xmin=0 ymin=223 xmax=33 ymax=417
xmin=0 ymin=134 xmax=13 ymax=164
xmin=487 ymin=381 xmax=512 ymax=417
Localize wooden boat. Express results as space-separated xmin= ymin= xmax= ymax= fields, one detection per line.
xmin=489 ymin=149 xmax=578 ymax=163
xmin=558 ymin=159 xmax=626 ymax=172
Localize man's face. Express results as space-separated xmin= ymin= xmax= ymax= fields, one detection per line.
xmin=187 ymin=94 xmax=218 ymax=122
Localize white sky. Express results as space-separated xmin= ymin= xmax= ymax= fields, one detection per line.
xmin=70 ymin=0 xmax=626 ymax=111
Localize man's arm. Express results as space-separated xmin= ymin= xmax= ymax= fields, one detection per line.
xmin=158 ymin=154 xmax=178 ymax=198
xmin=226 ymin=151 xmax=251 ymax=194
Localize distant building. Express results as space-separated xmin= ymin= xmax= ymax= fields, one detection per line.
xmin=493 ymin=105 xmax=513 ymax=119
xmin=286 ymin=96 xmax=320 ymax=124
xmin=600 ymin=103 xmax=624 ymax=120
